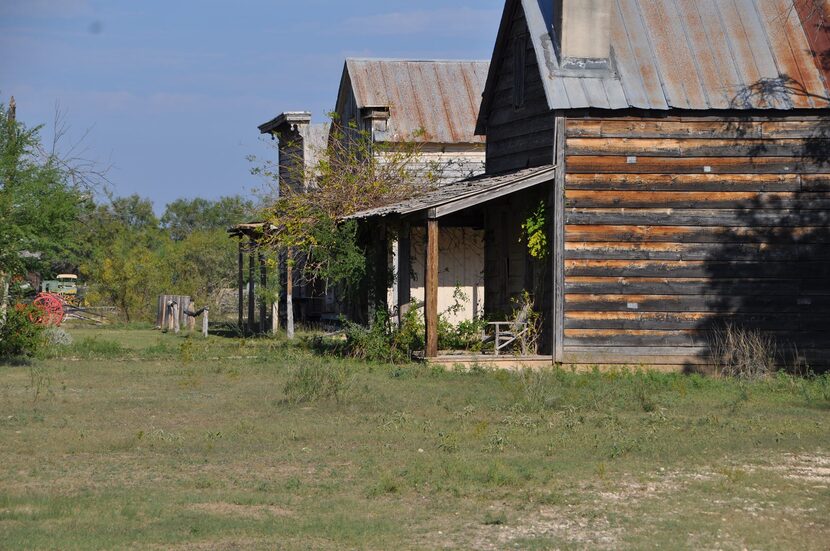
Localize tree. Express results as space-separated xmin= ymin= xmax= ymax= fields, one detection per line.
xmin=161 ymin=195 xmax=255 ymax=241
xmin=0 ymin=99 xmax=94 ymax=321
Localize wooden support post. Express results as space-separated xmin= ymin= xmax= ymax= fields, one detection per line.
xmin=202 ymin=308 xmax=209 ymax=338
xmin=172 ymin=302 xmax=180 ymax=334
xmin=397 ymin=222 xmax=411 ymax=325
xmin=373 ymin=223 xmax=388 ymax=319
xmin=188 ymin=310 xmax=196 ymax=332
xmin=167 ymin=301 xmax=175 ymax=333
xmin=425 ymin=218 xmax=439 ymax=358
xmin=259 ymin=252 xmax=267 ymax=335
xmin=271 ymin=300 xmax=279 ymax=335
xmin=553 ymin=115 xmax=566 ymax=363
xmin=286 ymin=248 xmax=294 ymax=340
xmin=238 ymin=240 xmax=244 ymax=330
xmin=248 ymin=241 xmax=256 ymax=335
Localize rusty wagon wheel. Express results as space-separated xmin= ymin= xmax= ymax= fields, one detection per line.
xmin=29 ymin=293 xmax=65 ymax=326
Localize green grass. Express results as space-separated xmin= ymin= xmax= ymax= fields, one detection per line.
xmin=1 ymin=326 xmax=828 ymax=549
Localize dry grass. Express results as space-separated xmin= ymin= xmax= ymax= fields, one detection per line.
xmin=0 ymin=327 xmax=828 ymax=549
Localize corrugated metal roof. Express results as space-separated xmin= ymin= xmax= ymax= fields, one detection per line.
xmin=346 ymin=165 xmax=557 ymax=220
xmin=481 ymin=0 xmax=830 ymax=119
xmin=344 ymin=59 xmax=490 ymax=143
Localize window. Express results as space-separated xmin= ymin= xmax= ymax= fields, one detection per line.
xmin=513 ymin=35 xmax=527 ymax=109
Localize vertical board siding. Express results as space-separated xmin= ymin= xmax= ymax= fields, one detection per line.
xmin=485 ymin=4 xmax=555 ymax=174
xmin=563 ymin=114 xmax=830 ymax=366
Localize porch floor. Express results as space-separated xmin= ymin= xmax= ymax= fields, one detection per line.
xmin=427 ymin=353 xmax=554 ymax=370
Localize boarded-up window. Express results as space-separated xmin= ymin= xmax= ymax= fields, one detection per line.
xmin=513 ymin=35 xmax=526 ymax=109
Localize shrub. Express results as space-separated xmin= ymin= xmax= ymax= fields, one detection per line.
xmin=709 ymin=323 xmax=777 ymax=380
xmin=0 ymin=307 xmax=44 ymax=359
xmin=43 ymin=327 xmax=73 ymax=347
xmin=283 ymin=359 xmax=352 ymax=404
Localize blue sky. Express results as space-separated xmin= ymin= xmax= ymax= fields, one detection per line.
xmin=0 ymin=0 xmax=503 ymax=211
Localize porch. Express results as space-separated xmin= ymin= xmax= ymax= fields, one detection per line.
xmin=348 ymin=165 xmax=558 ymax=360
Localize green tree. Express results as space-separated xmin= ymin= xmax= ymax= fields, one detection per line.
xmin=0 ymin=100 xmax=91 ymax=319
xmin=161 ymin=196 xmax=255 ymax=241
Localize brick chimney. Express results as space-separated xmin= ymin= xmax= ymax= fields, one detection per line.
xmin=555 ymin=0 xmax=612 ymax=71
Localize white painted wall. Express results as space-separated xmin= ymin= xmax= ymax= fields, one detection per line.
xmin=389 ymin=226 xmax=485 ymax=325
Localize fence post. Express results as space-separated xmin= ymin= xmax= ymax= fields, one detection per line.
xmin=202 ymin=308 xmax=209 ymax=338
xmin=172 ymin=302 xmax=180 ymax=334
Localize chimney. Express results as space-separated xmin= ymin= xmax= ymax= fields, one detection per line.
xmin=259 ymin=112 xmax=313 ymax=195
xmin=555 ymin=0 xmax=612 ymax=71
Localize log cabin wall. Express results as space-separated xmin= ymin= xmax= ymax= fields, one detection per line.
xmin=562 ymin=111 xmax=830 ymax=368
xmin=484 ymin=2 xmax=554 ymax=175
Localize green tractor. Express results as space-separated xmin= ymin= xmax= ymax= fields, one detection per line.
xmin=40 ymin=274 xmax=84 ymax=306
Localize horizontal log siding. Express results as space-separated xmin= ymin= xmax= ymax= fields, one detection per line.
xmin=484 ymin=4 xmax=554 ymax=175
xmin=563 ymin=114 xmax=830 ymax=366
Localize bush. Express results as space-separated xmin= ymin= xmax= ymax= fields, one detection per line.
xmin=709 ymin=323 xmax=777 ymax=380
xmin=43 ymin=326 xmax=73 ymax=347
xmin=283 ymin=359 xmax=352 ymax=404
xmin=0 ymin=307 xmax=44 ymax=359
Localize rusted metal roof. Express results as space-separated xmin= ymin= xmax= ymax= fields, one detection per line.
xmin=479 ymin=0 xmax=830 ymax=124
xmin=345 ymin=165 xmax=557 ymax=220
xmin=343 ymin=59 xmax=490 ymax=144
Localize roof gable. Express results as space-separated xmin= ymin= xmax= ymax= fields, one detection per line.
xmin=336 ymin=59 xmax=490 ymax=144
xmin=477 ymin=0 xmax=830 ymax=127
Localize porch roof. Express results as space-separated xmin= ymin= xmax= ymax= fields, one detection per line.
xmin=345 ymin=165 xmax=557 ymax=221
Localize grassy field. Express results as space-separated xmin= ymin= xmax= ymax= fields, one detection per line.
xmin=1 ymin=326 xmax=829 ymax=550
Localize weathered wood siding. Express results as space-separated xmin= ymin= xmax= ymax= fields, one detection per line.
xmin=484 ymin=3 xmax=554 ymax=175
xmin=562 ymin=113 xmax=830 ymax=367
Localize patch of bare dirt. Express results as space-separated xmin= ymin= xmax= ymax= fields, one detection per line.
xmin=770 ymin=452 xmax=830 ymax=486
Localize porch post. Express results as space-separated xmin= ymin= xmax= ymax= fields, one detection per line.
xmin=248 ymin=241 xmax=256 ymax=334
xmin=425 ymin=218 xmax=439 ymax=358
xmin=397 ymin=221 xmax=411 ymax=325
xmin=373 ymin=222 xmax=388 ymax=319
xmin=286 ymin=248 xmax=295 ymax=339
xmin=237 ymin=240 xmax=244 ymax=329
xmin=259 ymin=252 xmax=267 ymax=334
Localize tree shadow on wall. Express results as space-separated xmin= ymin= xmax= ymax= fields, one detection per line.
xmin=690 ymin=74 xmax=830 ymax=374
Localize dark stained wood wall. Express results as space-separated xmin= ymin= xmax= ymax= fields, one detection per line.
xmin=484 ymin=3 xmax=555 ymax=175
xmin=562 ymin=113 xmax=830 ymax=367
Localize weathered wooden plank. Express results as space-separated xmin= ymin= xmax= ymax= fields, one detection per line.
xmin=564 ymin=242 xmax=830 ymax=261
xmin=564 ymin=329 xmax=830 ymax=348
xmin=566 ymin=137 xmax=830 ymax=158
xmin=564 ymin=190 xmax=830 ymax=210
xmin=564 ymin=259 xmax=830 ymax=278
xmin=565 ymin=208 xmax=830 ymax=227
xmin=488 ymin=116 xmax=556 ymax=142
xmin=564 ymin=276 xmax=829 ymax=296
xmin=564 ymin=225 xmax=821 ymax=244
xmin=564 ymin=119 xmax=830 ymax=139
xmin=564 ymin=293 xmax=830 ymax=313
xmin=562 ymin=347 xmax=711 ymax=366
xmin=564 ymin=311 xmax=830 ymax=330
xmin=566 ymin=156 xmax=830 ymax=174
xmin=565 ymin=173 xmax=805 ymax=192
xmin=487 ymin=129 xmax=558 ymax=159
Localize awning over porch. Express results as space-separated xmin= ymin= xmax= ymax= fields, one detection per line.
xmin=346 ymin=165 xmax=557 ymax=221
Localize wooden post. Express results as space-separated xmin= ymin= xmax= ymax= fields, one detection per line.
xmin=271 ymin=300 xmax=280 ymax=335
xmin=172 ymin=302 xmax=180 ymax=334
xmin=373 ymin=223 xmax=388 ymax=320
xmin=202 ymin=308 xmax=209 ymax=338
xmin=167 ymin=301 xmax=175 ymax=332
xmin=397 ymin=222 xmax=411 ymax=325
xmin=248 ymin=241 xmax=256 ymax=335
xmin=286 ymin=248 xmax=294 ymax=339
xmin=259 ymin=252 xmax=267 ymax=334
xmin=553 ymin=115 xmax=566 ymax=363
xmin=425 ymin=218 xmax=439 ymax=358
xmin=238 ymin=240 xmax=244 ymax=330
xmin=188 ymin=310 xmax=196 ymax=332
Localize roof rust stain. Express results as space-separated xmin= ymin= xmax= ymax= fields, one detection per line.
xmin=481 ymin=0 xmax=830 ymax=116
xmin=344 ymin=59 xmax=489 ymax=144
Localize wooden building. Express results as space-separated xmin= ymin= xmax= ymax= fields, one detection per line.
xmin=352 ymin=0 xmax=830 ymax=368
